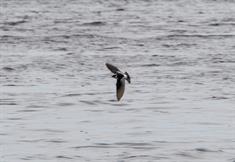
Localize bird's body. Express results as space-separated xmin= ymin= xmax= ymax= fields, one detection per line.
xmin=105 ymin=63 xmax=131 ymax=101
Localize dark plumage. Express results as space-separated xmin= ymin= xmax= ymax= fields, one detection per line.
xmin=105 ymin=63 xmax=131 ymax=101
xmin=106 ymin=63 xmax=120 ymax=74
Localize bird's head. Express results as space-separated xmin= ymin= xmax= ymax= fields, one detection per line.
xmin=124 ymin=72 xmax=131 ymax=84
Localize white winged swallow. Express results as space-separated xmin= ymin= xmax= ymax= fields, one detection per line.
xmin=105 ymin=63 xmax=131 ymax=101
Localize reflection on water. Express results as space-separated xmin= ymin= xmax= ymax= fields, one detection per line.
xmin=1 ymin=0 xmax=235 ymax=161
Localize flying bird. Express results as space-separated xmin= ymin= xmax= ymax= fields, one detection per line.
xmin=105 ymin=63 xmax=131 ymax=101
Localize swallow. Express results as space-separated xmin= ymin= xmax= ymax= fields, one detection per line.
xmin=105 ymin=63 xmax=131 ymax=101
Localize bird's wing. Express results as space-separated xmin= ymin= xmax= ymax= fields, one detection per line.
xmin=116 ymin=78 xmax=125 ymax=101
xmin=105 ymin=63 xmax=121 ymax=74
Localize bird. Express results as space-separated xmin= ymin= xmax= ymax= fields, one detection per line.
xmin=105 ymin=63 xmax=131 ymax=101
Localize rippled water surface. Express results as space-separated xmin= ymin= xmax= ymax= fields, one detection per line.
xmin=1 ymin=0 xmax=235 ymax=161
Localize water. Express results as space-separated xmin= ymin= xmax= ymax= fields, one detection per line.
xmin=1 ymin=0 xmax=235 ymax=161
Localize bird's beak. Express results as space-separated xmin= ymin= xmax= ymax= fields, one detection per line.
xmin=127 ymin=78 xmax=131 ymax=84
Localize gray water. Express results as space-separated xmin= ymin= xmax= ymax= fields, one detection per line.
xmin=1 ymin=0 xmax=235 ymax=161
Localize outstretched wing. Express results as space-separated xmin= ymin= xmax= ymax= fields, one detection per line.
xmin=116 ymin=78 xmax=125 ymax=101
xmin=106 ymin=63 xmax=121 ymax=74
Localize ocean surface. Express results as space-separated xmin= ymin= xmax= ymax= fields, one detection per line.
xmin=1 ymin=0 xmax=235 ymax=161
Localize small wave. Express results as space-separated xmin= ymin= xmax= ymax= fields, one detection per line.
xmin=57 ymin=102 xmax=75 ymax=106
xmin=195 ymin=148 xmax=223 ymax=152
xmin=170 ymin=29 xmax=187 ymax=33
xmin=64 ymin=93 xmax=82 ymax=97
xmin=211 ymin=96 xmax=228 ymax=100
xmin=47 ymin=139 xmax=67 ymax=143
xmin=20 ymin=154 xmax=47 ymax=161
xmin=2 ymin=64 xmax=27 ymax=72
xmin=167 ymin=34 xmax=235 ymax=39
xmin=65 ymin=92 xmax=112 ymax=98
xmin=209 ymin=22 xmax=235 ymax=26
xmin=55 ymin=47 xmax=68 ymax=51
xmin=3 ymin=84 xmax=17 ymax=86
xmin=73 ymin=142 xmax=156 ymax=150
xmin=7 ymin=117 xmax=22 ymax=120
xmin=114 ymin=142 xmax=155 ymax=150
xmin=85 ymin=109 xmax=104 ymax=112
xmin=98 ymin=46 xmax=121 ymax=51
xmin=32 ymin=129 xmax=65 ymax=133
xmin=80 ymin=100 xmax=97 ymax=105
xmin=110 ymin=103 xmax=129 ymax=107
xmin=141 ymin=63 xmax=160 ymax=67
xmin=56 ymin=155 xmax=73 ymax=159
xmin=18 ymin=139 xmax=44 ymax=143
xmin=26 ymin=105 xmax=47 ymax=108
xmin=0 ymin=102 xmax=17 ymax=105
xmin=82 ymin=21 xmax=106 ymax=26
xmin=123 ymin=155 xmax=150 ymax=159
xmin=73 ymin=144 xmax=114 ymax=149
xmin=176 ymin=152 xmax=196 ymax=158
xmin=4 ymin=20 xmax=27 ymax=26
xmin=162 ymin=42 xmax=206 ymax=48
xmin=116 ymin=8 xmax=125 ymax=11
xmin=2 ymin=67 xmax=15 ymax=71
xmin=18 ymin=109 xmax=40 ymax=112
xmin=209 ymin=23 xmax=220 ymax=26
xmin=151 ymin=54 xmax=175 ymax=58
